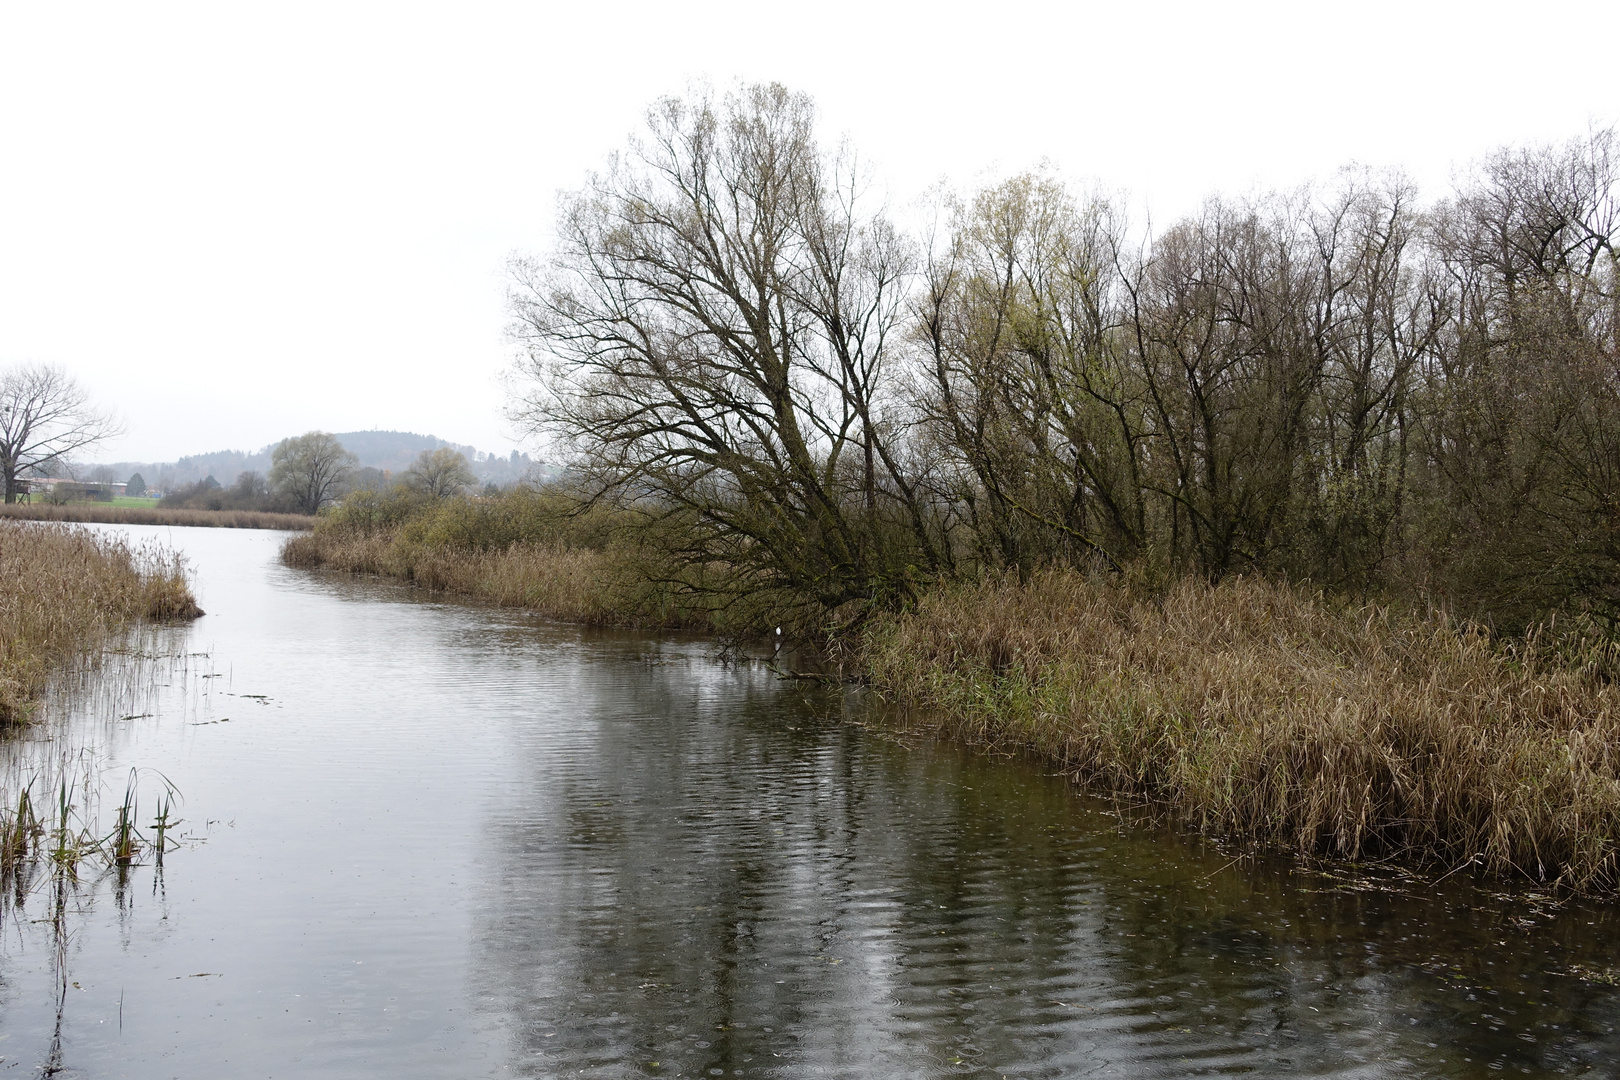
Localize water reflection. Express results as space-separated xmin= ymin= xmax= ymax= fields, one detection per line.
xmin=473 ymin=656 xmax=1620 ymax=1078
xmin=0 ymin=526 xmax=1616 ymax=1078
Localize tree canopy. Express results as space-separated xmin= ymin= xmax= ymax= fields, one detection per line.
xmin=269 ymin=432 xmax=356 ymax=515
xmin=404 ymin=447 xmax=476 ymax=498
xmin=512 ymin=86 xmax=1619 ymax=637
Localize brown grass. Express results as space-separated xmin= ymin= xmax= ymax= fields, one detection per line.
xmin=281 ymin=526 xmax=709 ymax=629
xmin=0 ymin=504 xmax=314 ymax=530
xmin=1 ymin=523 xmax=203 ymax=722
xmin=863 ymin=569 xmax=1620 ymax=892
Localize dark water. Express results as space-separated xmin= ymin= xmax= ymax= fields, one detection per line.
xmin=2 ymin=526 xmax=1619 ymax=1078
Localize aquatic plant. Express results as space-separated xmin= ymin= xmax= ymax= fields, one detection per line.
xmin=281 ymin=490 xmax=713 ymax=630
xmin=1 ymin=523 xmax=204 ymax=722
xmin=1 ymin=762 xmax=180 ymax=886
xmin=863 ymin=569 xmax=1620 ymax=891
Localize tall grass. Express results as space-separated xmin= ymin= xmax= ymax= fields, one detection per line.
xmin=281 ymin=488 xmax=712 ymax=629
xmin=0 ymin=504 xmax=314 ymax=530
xmin=863 ymin=569 xmax=1620 ymax=891
xmin=0 ymin=765 xmax=177 ymax=880
xmin=0 ymin=523 xmax=202 ymax=722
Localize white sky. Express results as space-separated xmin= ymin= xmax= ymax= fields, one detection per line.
xmin=2 ymin=0 xmax=1616 ymax=463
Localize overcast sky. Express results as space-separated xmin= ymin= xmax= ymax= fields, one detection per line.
xmin=2 ymin=1 xmax=1615 ymax=463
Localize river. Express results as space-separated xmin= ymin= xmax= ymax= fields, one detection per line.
xmin=1 ymin=525 xmax=1618 ymax=1078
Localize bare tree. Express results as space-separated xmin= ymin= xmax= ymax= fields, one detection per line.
xmin=510 ymin=83 xmax=943 ymax=630
xmin=1418 ymin=128 xmax=1619 ymax=629
xmin=505 ymin=83 xmax=1618 ymax=639
xmin=0 ymin=363 xmax=121 ymax=503
xmin=404 ymin=447 xmax=476 ymax=498
xmin=269 ymin=432 xmax=356 ymax=515
xmin=916 ymin=172 xmax=1144 ymax=573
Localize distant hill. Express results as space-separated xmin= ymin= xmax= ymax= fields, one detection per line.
xmin=328 ymin=430 xmax=473 ymax=473
xmin=89 ymin=429 xmax=544 ymax=494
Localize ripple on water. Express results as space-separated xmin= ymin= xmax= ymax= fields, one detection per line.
xmin=0 ymin=526 xmax=1616 ymax=1078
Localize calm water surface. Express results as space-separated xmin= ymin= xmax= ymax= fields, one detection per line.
xmin=2 ymin=526 xmax=1619 ymax=1078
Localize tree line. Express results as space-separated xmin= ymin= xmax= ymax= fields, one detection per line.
xmin=161 ymin=434 xmax=482 ymax=514
xmin=510 ymin=84 xmax=1618 ymax=636
xmin=0 ymin=385 xmax=488 ymax=516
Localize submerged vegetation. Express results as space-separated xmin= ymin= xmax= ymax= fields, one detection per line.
xmin=1 ymin=761 xmax=181 ymax=885
xmin=0 ymin=522 xmax=202 ymax=722
xmin=288 ymin=84 xmax=1620 ymax=889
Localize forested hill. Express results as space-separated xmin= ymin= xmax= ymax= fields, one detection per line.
xmin=93 ymin=430 xmax=535 ymax=490
xmin=326 ymin=431 xmax=475 ymax=473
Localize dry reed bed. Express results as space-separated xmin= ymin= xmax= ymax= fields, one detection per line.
xmin=1 ymin=523 xmax=202 ymax=721
xmin=863 ymin=570 xmax=1620 ymax=891
xmin=281 ymin=527 xmax=707 ymax=629
xmin=0 ymin=504 xmax=314 ymax=530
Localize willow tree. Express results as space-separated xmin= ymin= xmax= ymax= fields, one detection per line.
xmin=509 ymin=84 xmax=945 ymax=631
xmin=915 ymin=173 xmax=1146 ymax=574
xmin=269 ymin=432 xmax=356 ymax=515
xmin=404 ymin=447 xmax=476 ymax=499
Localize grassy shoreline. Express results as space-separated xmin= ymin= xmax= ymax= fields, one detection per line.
xmin=864 ymin=570 xmax=1620 ymax=893
xmin=0 ymin=503 xmax=314 ymax=530
xmin=282 ymin=514 xmax=1620 ymax=892
xmin=280 ymin=527 xmax=710 ymax=629
xmin=1 ymin=523 xmax=203 ymax=722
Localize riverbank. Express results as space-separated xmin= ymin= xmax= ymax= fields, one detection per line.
xmin=864 ymin=570 xmax=1620 ymax=891
xmin=0 ymin=504 xmax=314 ymax=530
xmin=281 ymin=525 xmax=709 ymax=629
xmin=282 ymin=510 xmax=1620 ymax=892
xmin=0 ymin=522 xmax=203 ymax=722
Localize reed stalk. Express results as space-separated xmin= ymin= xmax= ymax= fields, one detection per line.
xmin=863 ymin=569 xmax=1620 ymax=891
xmin=1 ymin=522 xmax=203 ymax=722
xmin=282 ymin=519 xmax=710 ymax=629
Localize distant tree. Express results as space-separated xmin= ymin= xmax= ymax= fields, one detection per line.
xmin=347 ymin=466 xmax=389 ymax=493
xmin=403 ymin=447 xmax=475 ymax=499
xmin=43 ymin=482 xmax=81 ymax=505
xmin=270 ymin=432 xmax=356 ymax=514
xmin=81 ymin=463 xmax=119 ymax=500
xmin=158 ymin=470 xmax=295 ymax=513
xmin=126 ymin=472 xmax=147 ymax=497
xmin=0 ymin=363 xmax=122 ymax=503
xmin=161 ymin=478 xmax=221 ymax=510
xmin=231 ymin=470 xmax=268 ymax=499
